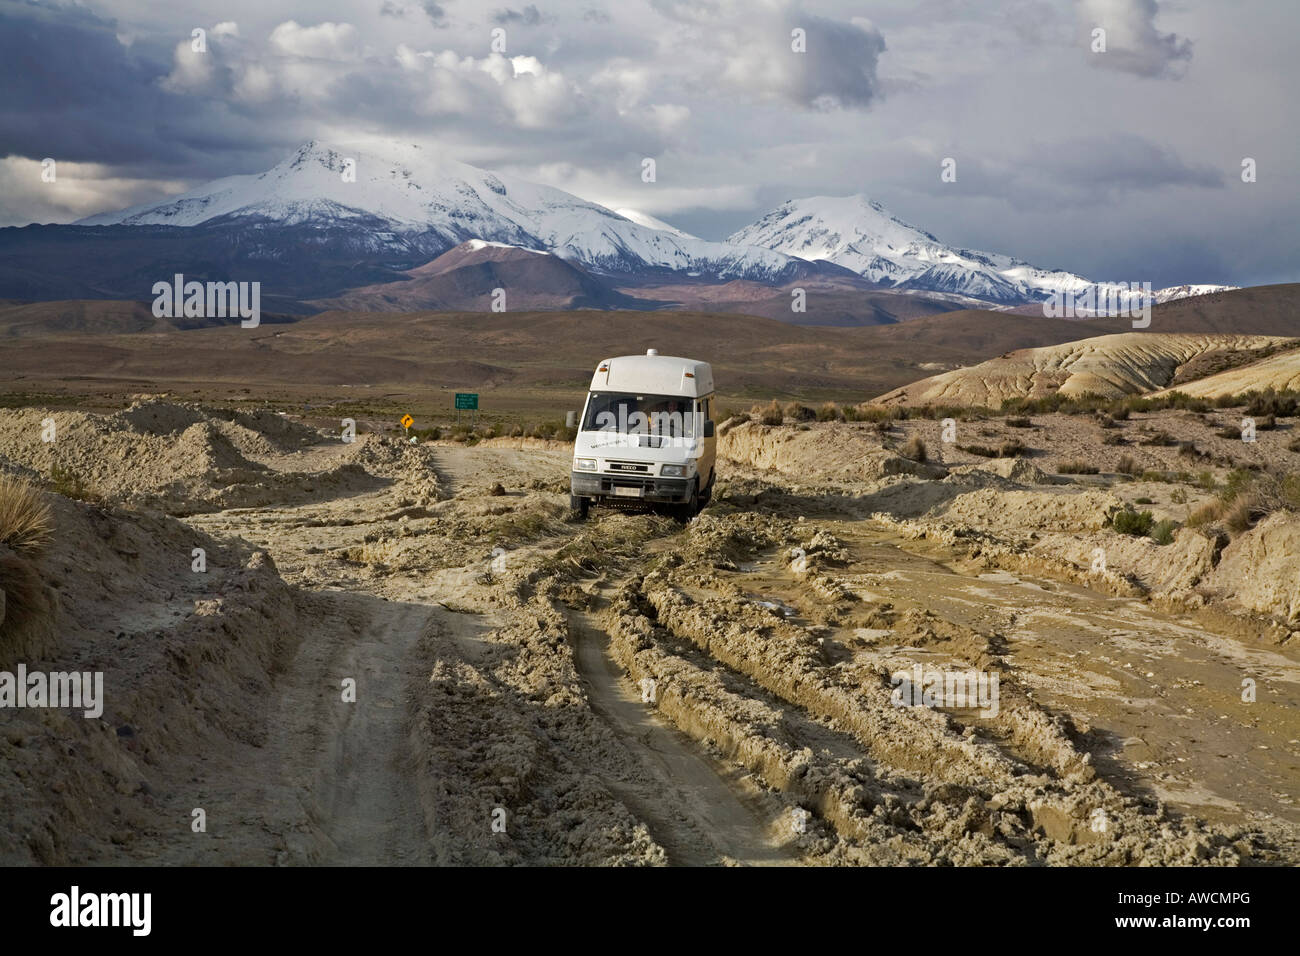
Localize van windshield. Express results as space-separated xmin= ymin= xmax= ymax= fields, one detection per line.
xmin=582 ymin=392 xmax=698 ymax=437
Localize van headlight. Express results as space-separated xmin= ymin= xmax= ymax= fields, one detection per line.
xmin=574 ymin=458 xmax=596 ymax=471
xmin=660 ymin=464 xmax=687 ymax=477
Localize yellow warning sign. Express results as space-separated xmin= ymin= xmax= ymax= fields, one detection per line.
xmin=401 ymin=414 xmax=414 ymax=429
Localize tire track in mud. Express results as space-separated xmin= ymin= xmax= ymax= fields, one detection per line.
xmin=565 ymin=603 xmax=797 ymax=866
xmin=594 ymin=509 xmax=1291 ymax=863
xmin=315 ymin=600 xmax=434 ymax=865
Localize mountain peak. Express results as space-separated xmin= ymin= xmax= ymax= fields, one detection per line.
xmin=77 ymin=140 xmax=806 ymax=283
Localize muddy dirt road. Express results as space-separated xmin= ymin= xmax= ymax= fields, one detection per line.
xmin=3 ymin=402 xmax=1296 ymax=865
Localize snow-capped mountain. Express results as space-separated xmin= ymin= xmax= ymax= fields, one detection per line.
xmin=727 ymin=195 xmax=1235 ymax=305
xmin=1153 ymin=283 xmax=1240 ymax=303
xmin=61 ymin=144 xmax=1237 ymax=313
xmin=80 ymin=141 xmax=809 ymax=283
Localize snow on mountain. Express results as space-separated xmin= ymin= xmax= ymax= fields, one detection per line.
xmin=612 ymin=208 xmax=698 ymax=239
xmin=729 ymin=195 xmax=1129 ymax=304
xmin=464 ymin=239 xmax=551 ymax=255
xmin=79 ymin=141 xmax=805 ymax=282
xmin=1153 ymin=284 xmax=1239 ymax=303
xmin=76 ymin=146 xmax=1236 ymax=307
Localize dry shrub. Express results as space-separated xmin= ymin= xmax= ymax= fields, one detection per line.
xmin=1058 ymin=459 xmax=1099 ymax=475
xmin=1186 ymin=471 xmax=1300 ymax=534
xmin=902 ymin=435 xmax=927 ymax=462
xmin=1223 ymin=496 xmax=1257 ymax=534
xmin=0 ymin=477 xmax=54 ymax=645
xmin=0 ymin=476 xmax=52 ymax=556
xmin=1187 ymin=499 xmax=1224 ymax=528
xmin=758 ymin=400 xmax=784 ymax=426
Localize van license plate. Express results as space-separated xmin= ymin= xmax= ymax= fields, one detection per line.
xmin=612 ymin=486 xmax=643 ymax=498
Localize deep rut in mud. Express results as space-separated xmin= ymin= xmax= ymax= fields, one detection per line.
xmin=566 ymin=603 xmax=796 ymax=865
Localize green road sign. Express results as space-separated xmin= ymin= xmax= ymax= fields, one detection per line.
xmin=454 ymin=393 xmax=479 ymax=410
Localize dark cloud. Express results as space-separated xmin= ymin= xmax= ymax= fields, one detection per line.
xmin=379 ymin=1 xmax=446 ymax=24
xmin=1042 ymin=134 xmax=1222 ymax=193
xmin=0 ymin=1 xmax=288 ymax=175
xmin=787 ymin=14 xmax=887 ymax=110
xmin=492 ymin=5 xmax=545 ymax=26
xmin=0 ymin=1 xmax=174 ymax=164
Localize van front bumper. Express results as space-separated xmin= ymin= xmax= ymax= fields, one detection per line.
xmin=571 ymin=471 xmax=691 ymax=503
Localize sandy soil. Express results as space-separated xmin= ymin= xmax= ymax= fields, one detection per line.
xmin=1 ymin=400 xmax=1297 ymax=865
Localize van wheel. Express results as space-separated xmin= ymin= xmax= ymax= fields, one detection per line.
xmin=676 ymin=480 xmax=699 ymax=522
xmin=569 ymin=495 xmax=590 ymax=520
xmin=700 ymin=471 xmax=715 ymax=505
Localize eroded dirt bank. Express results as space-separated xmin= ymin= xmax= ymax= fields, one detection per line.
xmin=1 ymin=404 xmax=1296 ymax=864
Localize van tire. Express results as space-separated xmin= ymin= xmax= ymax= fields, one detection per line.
xmin=676 ymin=480 xmax=699 ymax=522
xmin=569 ymin=495 xmax=590 ymax=520
xmin=700 ymin=470 xmax=715 ymax=505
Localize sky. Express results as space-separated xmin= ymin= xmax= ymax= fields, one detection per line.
xmin=1 ymin=0 xmax=1296 ymax=288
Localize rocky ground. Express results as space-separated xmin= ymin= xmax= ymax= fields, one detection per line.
xmin=1 ymin=400 xmax=1297 ymax=865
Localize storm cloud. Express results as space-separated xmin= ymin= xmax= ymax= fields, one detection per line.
xmin=0 ymin=0 xmax=1295 ymax=288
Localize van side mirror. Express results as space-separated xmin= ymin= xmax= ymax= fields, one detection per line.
xmin=703 ymin=420 xmax=715 ymax=438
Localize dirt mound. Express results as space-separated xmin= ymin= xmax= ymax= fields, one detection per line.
xmin=1205 ymin=513 xmax=1300 ymax=625
xmin=874 ymin=333 xmax=1293 ymax=407
xmin=933 ymin=488 xmax=1122 ymax=533
xmin=720 ymin=420 xmax=945 ymax=482
xmin=121 ymin=400 xmax=320 ymax=456
xmin=0 ymin=496 xmax=311 ymax=863
xmin=950 ymin=458 xmax=1053 ymax=484
xmin=0 ymin=401 xmax=415 ymax=514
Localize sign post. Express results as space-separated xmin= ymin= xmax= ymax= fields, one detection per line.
xmin=455 ymin=393 xmax=479 ymax=427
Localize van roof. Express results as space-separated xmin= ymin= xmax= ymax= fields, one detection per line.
xmin=589 ymin=351 xmax=714 ymax=398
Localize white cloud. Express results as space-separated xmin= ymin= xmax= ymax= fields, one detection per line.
xmin=1080 ymin=0 xmax=1193 ymax=78
xmin=269 ymin=21 xmax=360 ymax=61
xmin=234 ymin=63 xmax=275 ymax=102
xmin=159 ymin=37 xmax=216 ymax=93
xmin=393 ymin=48 xmax=581 ymax=128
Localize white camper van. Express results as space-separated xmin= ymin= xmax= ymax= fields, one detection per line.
xmin=570 ymin=350 xmax=717 ymax=519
